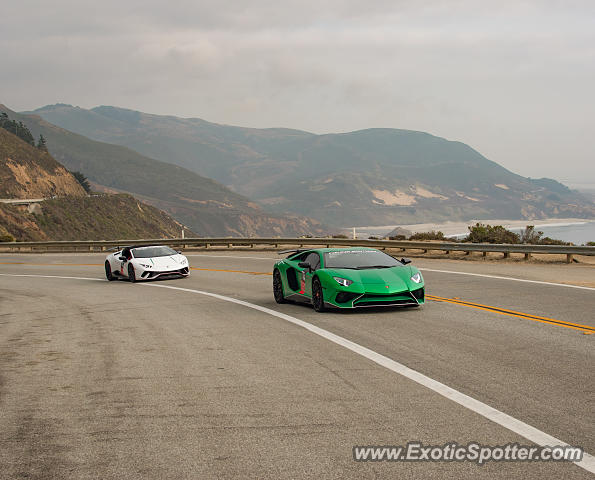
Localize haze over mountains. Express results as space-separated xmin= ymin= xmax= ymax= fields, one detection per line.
xmin=31 ymin=104 xmax=595 ymax=226
xmin=0 ymin=126 xmax=192 ymax=241
xmin=1 ymin=104 xmax=326 ymax=237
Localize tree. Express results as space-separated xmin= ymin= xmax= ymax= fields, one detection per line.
xmin=0 ymin=113 xmax=35 ymax=145
xmin=519 ymin=225 xmax=543 ymax=244
xmin=16 ymin=121 xmax=35 ymax=146
xmin=37 ymin=134 xmax=48 ymax=151
xmin=70 ymin=171 xmax=91 ymax=193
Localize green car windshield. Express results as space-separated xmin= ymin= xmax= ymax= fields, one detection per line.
xmin=323 ymin=250 xmax=402 ymax=269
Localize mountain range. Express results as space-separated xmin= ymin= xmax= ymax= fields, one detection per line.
xmin=29 ymin=104 xmax=595 ymax=226
xmin=0 ymin=126 xmax=193 ymax=241
xmin=1 ymin=105 xmax=326 ymax=236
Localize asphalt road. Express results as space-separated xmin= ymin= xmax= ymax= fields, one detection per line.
xmin=0 ymin=253 xmax=593 ymax=479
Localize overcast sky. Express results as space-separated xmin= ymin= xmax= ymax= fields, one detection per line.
xmin=2 ymin=0 xmax=593 ymax=185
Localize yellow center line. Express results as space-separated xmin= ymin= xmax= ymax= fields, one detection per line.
xmin=427 ymin=295 xmax=594 ymax=334
xmin=190 ymin=267 xmax=270 ymax=275
xmin=1 ymin=261 xmax=592 ymax=334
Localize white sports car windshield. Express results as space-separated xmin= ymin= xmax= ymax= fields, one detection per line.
xmin=324 ymin=250 xmax=401 ymax=269
xmin=132 ymin=246 xmax=178 ymax=258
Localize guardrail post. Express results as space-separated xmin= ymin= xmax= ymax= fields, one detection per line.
xmin=465 ymin=251 xmax=470 ymax=255
xmin=503 ymin=252 xmax=510 ymax=259
xmin=566 ymin=254 xmax=573 ymax=263
xmin=482 ymin=251 xmax=487 ymax=258
xmin=205 ymin=243 xmax=210 ymax=249
xmin=524 ymin=253 xmax=531 ymax=261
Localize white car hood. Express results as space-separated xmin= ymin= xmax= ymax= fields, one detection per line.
xmin=138 ymin=255 xmax=186 ymax=270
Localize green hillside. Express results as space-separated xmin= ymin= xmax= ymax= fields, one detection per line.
xmin=31 ymin=104 xmax=595 ymax=226
xmin=0 ymin=125 xmax=194 ymax=241
xmin=0 ymin=194 xmax=191 ymax=241
xmin=2 ymin=104 xmax=326 ymax=236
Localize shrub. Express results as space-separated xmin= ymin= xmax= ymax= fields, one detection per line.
xmin=539 ymin=237 xmax=571 ymax=246
xmin=519 ymin=224 xmax=570 ymax=245
xmin=332 ymin=234 xmax=348 ymax=239
xmin=464 ymin=223 xmax=520 ymax=244
xmin=389 ymin=234 xmax=407 ymax=240
xmin=409 ymin=230 xmax=446 ymax=241
xmin=0 ymin=234 xmax=15 ymax=242
xmin=586 ymin=241 xmax=595 ymax=246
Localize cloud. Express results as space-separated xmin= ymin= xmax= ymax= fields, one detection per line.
xmin=1 ymin=0 xmax=593 ymax=182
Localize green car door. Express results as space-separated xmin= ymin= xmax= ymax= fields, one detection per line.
xmin=295 ymin=251 xmax=321 ymax=298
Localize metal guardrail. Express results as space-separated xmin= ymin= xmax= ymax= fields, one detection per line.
xmin=1 ymin=237 xmax=593 ymax=262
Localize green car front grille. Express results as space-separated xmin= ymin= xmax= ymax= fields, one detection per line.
xmin=353 ymin=292 xmax=419 ymax=307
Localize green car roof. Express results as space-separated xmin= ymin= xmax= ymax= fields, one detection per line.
xmin=288 ymin=247 xmax=377 ymax=255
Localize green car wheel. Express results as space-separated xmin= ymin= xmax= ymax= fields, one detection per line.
xmin=273 ymin=269 xmax=286 ymax=304
xmin=312 ymin=278 xmax=325 ymax=312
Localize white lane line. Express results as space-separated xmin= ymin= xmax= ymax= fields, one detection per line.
xmin=146 ymin=283 xmax=594 ymax=473
xmin=419 ymin=268 xmax=595 ymax=291
xmin=1 ymin=272 xmax=593 ymax=474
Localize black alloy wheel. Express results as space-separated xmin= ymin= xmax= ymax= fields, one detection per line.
xmin=273 ymin=270 xmax=286 ymax=304
xmin=105 ymin=261 xmax=115 ymax=281
xmin=128 ymin=264 xmax=136 ymax=283
xmin=312 ymin=278 xmax=325 ymax=312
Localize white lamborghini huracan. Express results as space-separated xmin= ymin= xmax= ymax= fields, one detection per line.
xmin=105 ymin=245 xmax=190 ymax=282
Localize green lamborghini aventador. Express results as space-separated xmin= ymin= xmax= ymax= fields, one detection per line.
xmin=272 ymin=247 xmax=425 ymax=312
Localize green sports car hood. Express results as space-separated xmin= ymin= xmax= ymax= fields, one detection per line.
xmin=326 ymin=265 xmax=421 ymax=291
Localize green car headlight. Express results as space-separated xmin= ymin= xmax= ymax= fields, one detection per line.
xmin=333 ymin=277 xmax=353 ymax=287
xmin=411 ymin=272 xmax=422 ymax=283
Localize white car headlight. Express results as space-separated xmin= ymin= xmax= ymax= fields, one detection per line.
xmin=139 ymin=263 xmax=152 ymax=268
xmin=411 ymin=272 xmax=422 ymax=283
xmin=333 ymin=277 xmax=353 ymax=287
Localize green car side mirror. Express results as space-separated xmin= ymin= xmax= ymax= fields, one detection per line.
xmin=298 ymin=261 xmax=312 ymax=271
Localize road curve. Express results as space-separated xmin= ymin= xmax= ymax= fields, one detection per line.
xmin=0 ymin=253 xmax=593 ymax=479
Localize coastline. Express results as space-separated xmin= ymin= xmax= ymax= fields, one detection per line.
xmin=347 ymin=218 xmax=595 ymax=238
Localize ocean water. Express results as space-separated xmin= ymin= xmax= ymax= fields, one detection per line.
xmin=516 ymin=221 xmax=595 ymax=245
